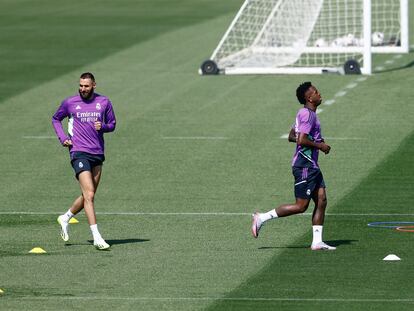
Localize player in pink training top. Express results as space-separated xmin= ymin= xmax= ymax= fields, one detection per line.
xmin=52 ymin=72 xmax=116 ymax=250
xmin=251 ymin=82 xmax=335 ymax=250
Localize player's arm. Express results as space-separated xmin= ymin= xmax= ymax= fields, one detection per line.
xmin=297 ymin=132 xmax=330 ymax=154
xmin=288 ymin=128 xmax=297 ymax=143
xmin=97 ymin=101 xmax=116 ymax=133
xmin=52 ymin=101 xmax=72 ymax=147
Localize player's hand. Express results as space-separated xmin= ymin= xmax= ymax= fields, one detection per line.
xmin=94 ymin=121 xmax=102 ymax=131
xmin=319 ymin=142 xmax=331 ymax=154
xmin=63 ymin=139 xmax=72 ymax=147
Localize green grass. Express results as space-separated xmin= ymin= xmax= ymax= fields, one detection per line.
xmin=1 ymin=0 xmax=414 ymax=310
xmin=208 ymin=131 xmax=414 ymax=311
xmin=0 ymin=0 xmax=240 ymax=103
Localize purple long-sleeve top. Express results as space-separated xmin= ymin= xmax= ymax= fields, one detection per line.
xmin=52 ymin=93 xmax=116 ymax=155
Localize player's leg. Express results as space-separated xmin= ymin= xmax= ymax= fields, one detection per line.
xmin=69 ymin=196 xmax=83 ymax=215
xmin=78 ymin=170 xmax=97 ymax=224
xmin=251 ymin=198 xmax=310 ymax=238
xmin=252 ymin=167 xmax=312 ymax=238
xmin=310 ymin=186 xmax=335 ymax=250
xmin=311 ymin=186 xmax=327 ymax=226
xmin=68 ymin=164 xmax=103 ymax=215
xmin=59 ymin=163 xmax=102 ymax=223
xmin=276 ymin=198 xmax=311 ymax=216
xmin=78 ymin=166 xmax=109 ymax=250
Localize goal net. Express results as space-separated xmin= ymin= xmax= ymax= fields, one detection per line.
xmin=201 ymin=0 xmax=408 ymax=75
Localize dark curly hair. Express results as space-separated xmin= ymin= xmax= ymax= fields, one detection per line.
xmin=296 ymin=81 xmax=312 ymax=105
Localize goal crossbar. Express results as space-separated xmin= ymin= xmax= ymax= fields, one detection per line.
xmin=202 ymin=0 xmax=409 ymax=75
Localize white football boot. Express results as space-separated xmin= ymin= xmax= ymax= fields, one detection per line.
xmin=57 ymin=215 xmax=69 ymax=242
xmin=251 ymin=212 xmax=263 ymax=238
xmin=311 ymin=241 xmax=336 ymax=251
xmin=94 ymin=238 xmax=110 ymax=250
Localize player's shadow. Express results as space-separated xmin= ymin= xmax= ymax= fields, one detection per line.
xmin=87 ymin=238 xmax=150 ymax=245
xmin=324 ymin=239 xmax=358 ymax=247
xmin=258 ymin=239 xmax=358 ymax=250
xmin=375 ymin=60 xmax=414 ymax=74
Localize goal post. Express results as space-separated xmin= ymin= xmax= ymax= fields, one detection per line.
xmin=200 ymin=0 xmax=409 ymax=75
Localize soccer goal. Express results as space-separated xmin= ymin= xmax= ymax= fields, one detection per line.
xmin=200 ymin=0 xmax=409 ymax=75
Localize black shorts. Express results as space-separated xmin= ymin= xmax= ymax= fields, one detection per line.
xmin=70 ymin=152 xmax=105 ymax=179
xmin=292 ymin=167 xmax=325 ymax=199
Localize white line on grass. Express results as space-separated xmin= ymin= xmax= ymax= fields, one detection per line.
xmin=323 ymin=99 xmax=335 ymax=106
xmin=334 ymin=90 xmax=347 ymax=97
xmin=356 ymin=77 xmax=368 ymax=82
xmin=345 ymin=83 xmax=358 ymax=89
xmin=317 ymin=54 xmax=396 ymax=116
xmin=1 ymin=211 xmax=414 ymax=217
xmin=10 ymin=296 xmax=414 ymax=302
xmin=161 ymin=136 xmax=228 ymax=140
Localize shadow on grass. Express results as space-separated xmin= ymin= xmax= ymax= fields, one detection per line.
xmin=325 ymin=239 xmax=358 ymax=247
xmin=88 ymin=238 xmax=150 ymax=245
xmin=258 ymin=239 xmax=358 ymax=250
xmin=375 ymin=60 xmax=414 ymax=74
xmin=64 ymin=238 xmax=150 ymax=247
xmin=105 ymin=238 xmax=150 ymax=245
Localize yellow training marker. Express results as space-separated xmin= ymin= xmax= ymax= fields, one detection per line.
xmin=0 ymin=288 xmax=4 ymax=294
xmin=29 ymin=247 xmax=47 ymax=254
xmin=69 ymin=217 xmax=79 ymax=224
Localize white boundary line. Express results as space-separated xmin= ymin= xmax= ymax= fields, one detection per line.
xmin=1 ymin=211 xmax=414 ymax=216
xmin=161 ymin=136 xmax=228 ymax=140
xmin=8 ymin=296 xmax=414 ymax=302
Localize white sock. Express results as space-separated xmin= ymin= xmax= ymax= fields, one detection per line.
xmin=61 ymin=210 xmax=75 ymax=222
xmin=312 ymin=225 xmax=323 ymax=245
xmin=259 ymin=209 xmax=278 ymax=223
xmin=90 ymin=224 xmax=102 ymax=241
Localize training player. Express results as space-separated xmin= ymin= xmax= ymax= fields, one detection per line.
xmin=52 ymin=72 xmax=116 ymax=250
xmin=251 ymin=81 xmax=335 ymax=250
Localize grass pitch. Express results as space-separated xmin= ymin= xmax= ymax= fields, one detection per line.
xmin=1 ymin=0 xmax=414 ymax=310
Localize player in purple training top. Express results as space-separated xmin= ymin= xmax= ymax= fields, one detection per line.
xmin=251 ymin=82 xmax=336 ymax=251
xmin=52 ymin=72 xmax=116 ymax=250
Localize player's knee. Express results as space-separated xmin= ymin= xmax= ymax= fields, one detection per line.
xmin=296 ymin=203 xmax=309 ymax=213
xmin=82 ymin=191 xmax=95 ymax=203
xmin=319 ymin=195 xmax=327 ymax=207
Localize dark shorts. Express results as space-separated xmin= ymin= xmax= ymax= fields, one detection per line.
xmin=292 ymin=167 xmax=325 ymax=199
xmin=70 ymin=152 xmax=105 ymax=179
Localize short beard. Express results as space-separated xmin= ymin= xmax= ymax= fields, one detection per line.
xmin=79 ymin=89 xmax=94 ymax=100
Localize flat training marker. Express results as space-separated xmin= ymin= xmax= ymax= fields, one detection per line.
xmin=383 ymin=254 xmax=400 ymax=261
xmin=29 ymin=247 xmax=47 ymax=254
xmin=69 ymin=217 xmax=79 ymax=224
xmin=0 ymin=288 xmax=4 ymax=294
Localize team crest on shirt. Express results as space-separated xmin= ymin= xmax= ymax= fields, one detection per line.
xmin=96 ymin=103 xmax=101 ymax=110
